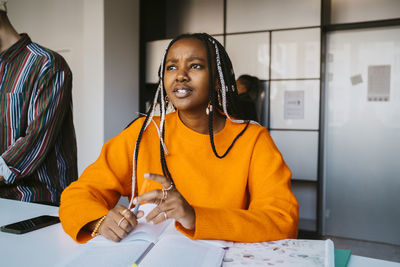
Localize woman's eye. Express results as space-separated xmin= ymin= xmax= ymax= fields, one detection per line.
xmin=191 ymin=64 xmax=203 ymax=69
xmin=166 ymin=65 xmax=177 ymax=71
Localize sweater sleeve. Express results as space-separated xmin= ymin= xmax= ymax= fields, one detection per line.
xmin=176 ymin=129 xmax=299 ymax=242
xmin=59 ymin=127 xmax=136 ymax=243
xmin=1 ymin=67 xmax=72 ymax=184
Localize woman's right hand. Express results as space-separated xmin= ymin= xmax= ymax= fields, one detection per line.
xmin=96 ymin=205 xmax=144 ymax=242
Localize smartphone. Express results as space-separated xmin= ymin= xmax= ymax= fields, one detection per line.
xmin=0 ymin=215 xmax=60 ymax=234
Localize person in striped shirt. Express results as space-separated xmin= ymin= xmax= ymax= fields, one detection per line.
xmin=0 ymin=1 xmax=77 ymax=205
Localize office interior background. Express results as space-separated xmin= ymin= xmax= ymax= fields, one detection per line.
xmin=7 ymin=0 xmax=400 ymax=262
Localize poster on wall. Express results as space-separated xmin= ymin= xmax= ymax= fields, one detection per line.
xmin=284 ymin=90 xmax=304 ymax=120
xmin=367 ymin=65 xmax=391 ymax=102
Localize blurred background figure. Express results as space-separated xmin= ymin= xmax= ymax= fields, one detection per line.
xmin=236 ymin=74 xmax=260 ymax=122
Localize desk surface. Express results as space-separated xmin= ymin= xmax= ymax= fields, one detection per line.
xmin=0 ymin=198 xmax=79 ymax=267
xmin=1 ymin=198 xmax=399 ymax=267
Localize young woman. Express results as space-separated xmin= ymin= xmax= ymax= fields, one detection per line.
xmin=59 ymin=33 xmax=298 ymax=244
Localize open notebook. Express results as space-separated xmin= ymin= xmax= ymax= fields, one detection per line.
xmin=58 ymin=204 xmax=225 ymax=267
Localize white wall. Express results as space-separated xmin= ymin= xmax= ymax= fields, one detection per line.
xmin=104 ymin=0 xmax=139 ymax=142
xmin=80 ymin=0 xmax=105 ymax=173
xmin=8 ymin=0 xmax=139 ymax=175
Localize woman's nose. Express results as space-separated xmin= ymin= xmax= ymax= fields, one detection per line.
xmin=176 ymin=70 xmax=189 ymax=82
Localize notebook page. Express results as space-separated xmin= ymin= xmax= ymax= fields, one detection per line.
xmin=58 ymin=204 xmax=171 ymax=267
xmin=57 ymin=239 xmax=150 ymax=267
xmin=139 ymin=235 xmax=225 ymax=267
xmin=160 ymin=222 xmax=233 ymax=248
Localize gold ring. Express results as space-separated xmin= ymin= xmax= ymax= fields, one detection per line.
xmin=117 ymin=217 xmax=125 ymax=227
xmin=164 ymin=183 xmax=173 ymax=191
xmin=162 ymin=212 xmax=167 ymax=220
xmin=121 ymin=209 xmax=129 ymax=216
xmin=162 ymin=189 xmax=168 ymax=200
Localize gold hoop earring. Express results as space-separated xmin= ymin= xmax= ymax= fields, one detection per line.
xmin=206 ymin=103 xmax=213 ymax=115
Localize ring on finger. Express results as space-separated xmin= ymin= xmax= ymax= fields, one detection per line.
xmin=162 ymin=189 xmax=168 ymax=200
xmin=164 ymin=183 xmax=174 ymax=191
xmin=121 ymin=209 xmax=129 ymax=216
xmin=117 ymin=217 xmax=126 ymax=227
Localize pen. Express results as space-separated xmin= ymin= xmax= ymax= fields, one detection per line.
xmin=132 ymin=176 xmax=151 ymax=215
xmin=132 ymin=201 xmax=140 ymax=216
xmin=131 ymin=242 xmax=155 ymax=267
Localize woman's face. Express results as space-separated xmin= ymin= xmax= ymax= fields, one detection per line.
xmin=163 ymin=38 xmax=210 ymax=115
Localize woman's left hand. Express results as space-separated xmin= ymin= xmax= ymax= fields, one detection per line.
xmin=133 ymin=173 xmax=195 ymax=230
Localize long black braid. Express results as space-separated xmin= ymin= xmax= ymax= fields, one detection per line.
xmin=196 ymin=34 xmax=250 ymax=158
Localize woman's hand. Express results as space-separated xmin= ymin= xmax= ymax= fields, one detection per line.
xmin=133 ymin=173 xmax=195 ymax=230
xmin=97 ymin=205 xmax=144 ymax=242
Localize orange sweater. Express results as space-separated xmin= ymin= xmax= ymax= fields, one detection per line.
xmin=59 ymin=111 xmax=298 ymax=243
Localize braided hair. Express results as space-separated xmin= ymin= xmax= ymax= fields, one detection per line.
xmin=129 ymin=33 xmax=252 ymax=207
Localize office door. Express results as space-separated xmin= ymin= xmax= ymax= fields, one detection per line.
xmin=324 ymin=27 xmax=400 ymax=245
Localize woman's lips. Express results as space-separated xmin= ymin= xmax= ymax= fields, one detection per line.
xmin=173 ymin=86 xmax=193 ymax=98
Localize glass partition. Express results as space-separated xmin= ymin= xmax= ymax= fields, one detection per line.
xmin=324 ymin=26 xmax=400 ymax=245
xmin=331 ymin=0 xmax=400 ymax=24
xmin=226 ymin=32 xmax=270 ymax=80
xmin=226 ymin=0 xmax=320 ymax=33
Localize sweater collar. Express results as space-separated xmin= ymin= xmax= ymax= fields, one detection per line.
xmin=173 ymin=110 xmax=230 ymax=140
xmin=0 ymin=33 xmax=31 ymax=63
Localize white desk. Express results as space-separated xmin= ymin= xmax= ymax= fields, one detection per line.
xmin=0 ymin=198 xmax=79 ymax=267
xmin=1 ymin=198 xmax=399 ymax=267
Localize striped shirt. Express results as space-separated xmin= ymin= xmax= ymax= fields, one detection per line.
xmin=0 ymin=34 xmax=77 ymax=205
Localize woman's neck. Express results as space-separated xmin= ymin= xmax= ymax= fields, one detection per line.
xmin=178 ymin=110 xmax=226 ymax=135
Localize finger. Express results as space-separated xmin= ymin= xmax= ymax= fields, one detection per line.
xmin=113 ymin=205 xmax=129 ymax=217
xmin=145 ymin=204 xmax=162 ymax=222
xmin=117 ymin=216 xmax=132 ymax=233
xmin=99 ymin=221 xmax=122 ymax=242
xmin=144 ymin=173 xmax=172 ymax=189
xmin=102 ymin=230 xmax=120 ymax=242
xmin=134 ymin=189 xmax=163 ymax=205
xmin=112 ymin=206 xmax=135 ymax=232
xmin=119 ymin=208 xmax=137 ymax=230
xmin=152 ymin=210 xmax=170 ymax=225
xmin=136 ymin=210 xmax=144 ymax=219
xmin=111 ymin=216 xmax=129 ymax=239
xmin=146 ymin=203 xmax=172 ymax=223
xmin=109 ymin=227 xmax=125 ymax=242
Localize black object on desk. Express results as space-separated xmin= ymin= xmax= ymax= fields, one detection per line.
xmin=0 ymin=215 xmax=60 ymax=234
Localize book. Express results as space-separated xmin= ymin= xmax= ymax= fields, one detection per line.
xmin=222 ymin=239 xmax=335 ymax=267
xmin=58 ymin=204 xmax=225 ymax=267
